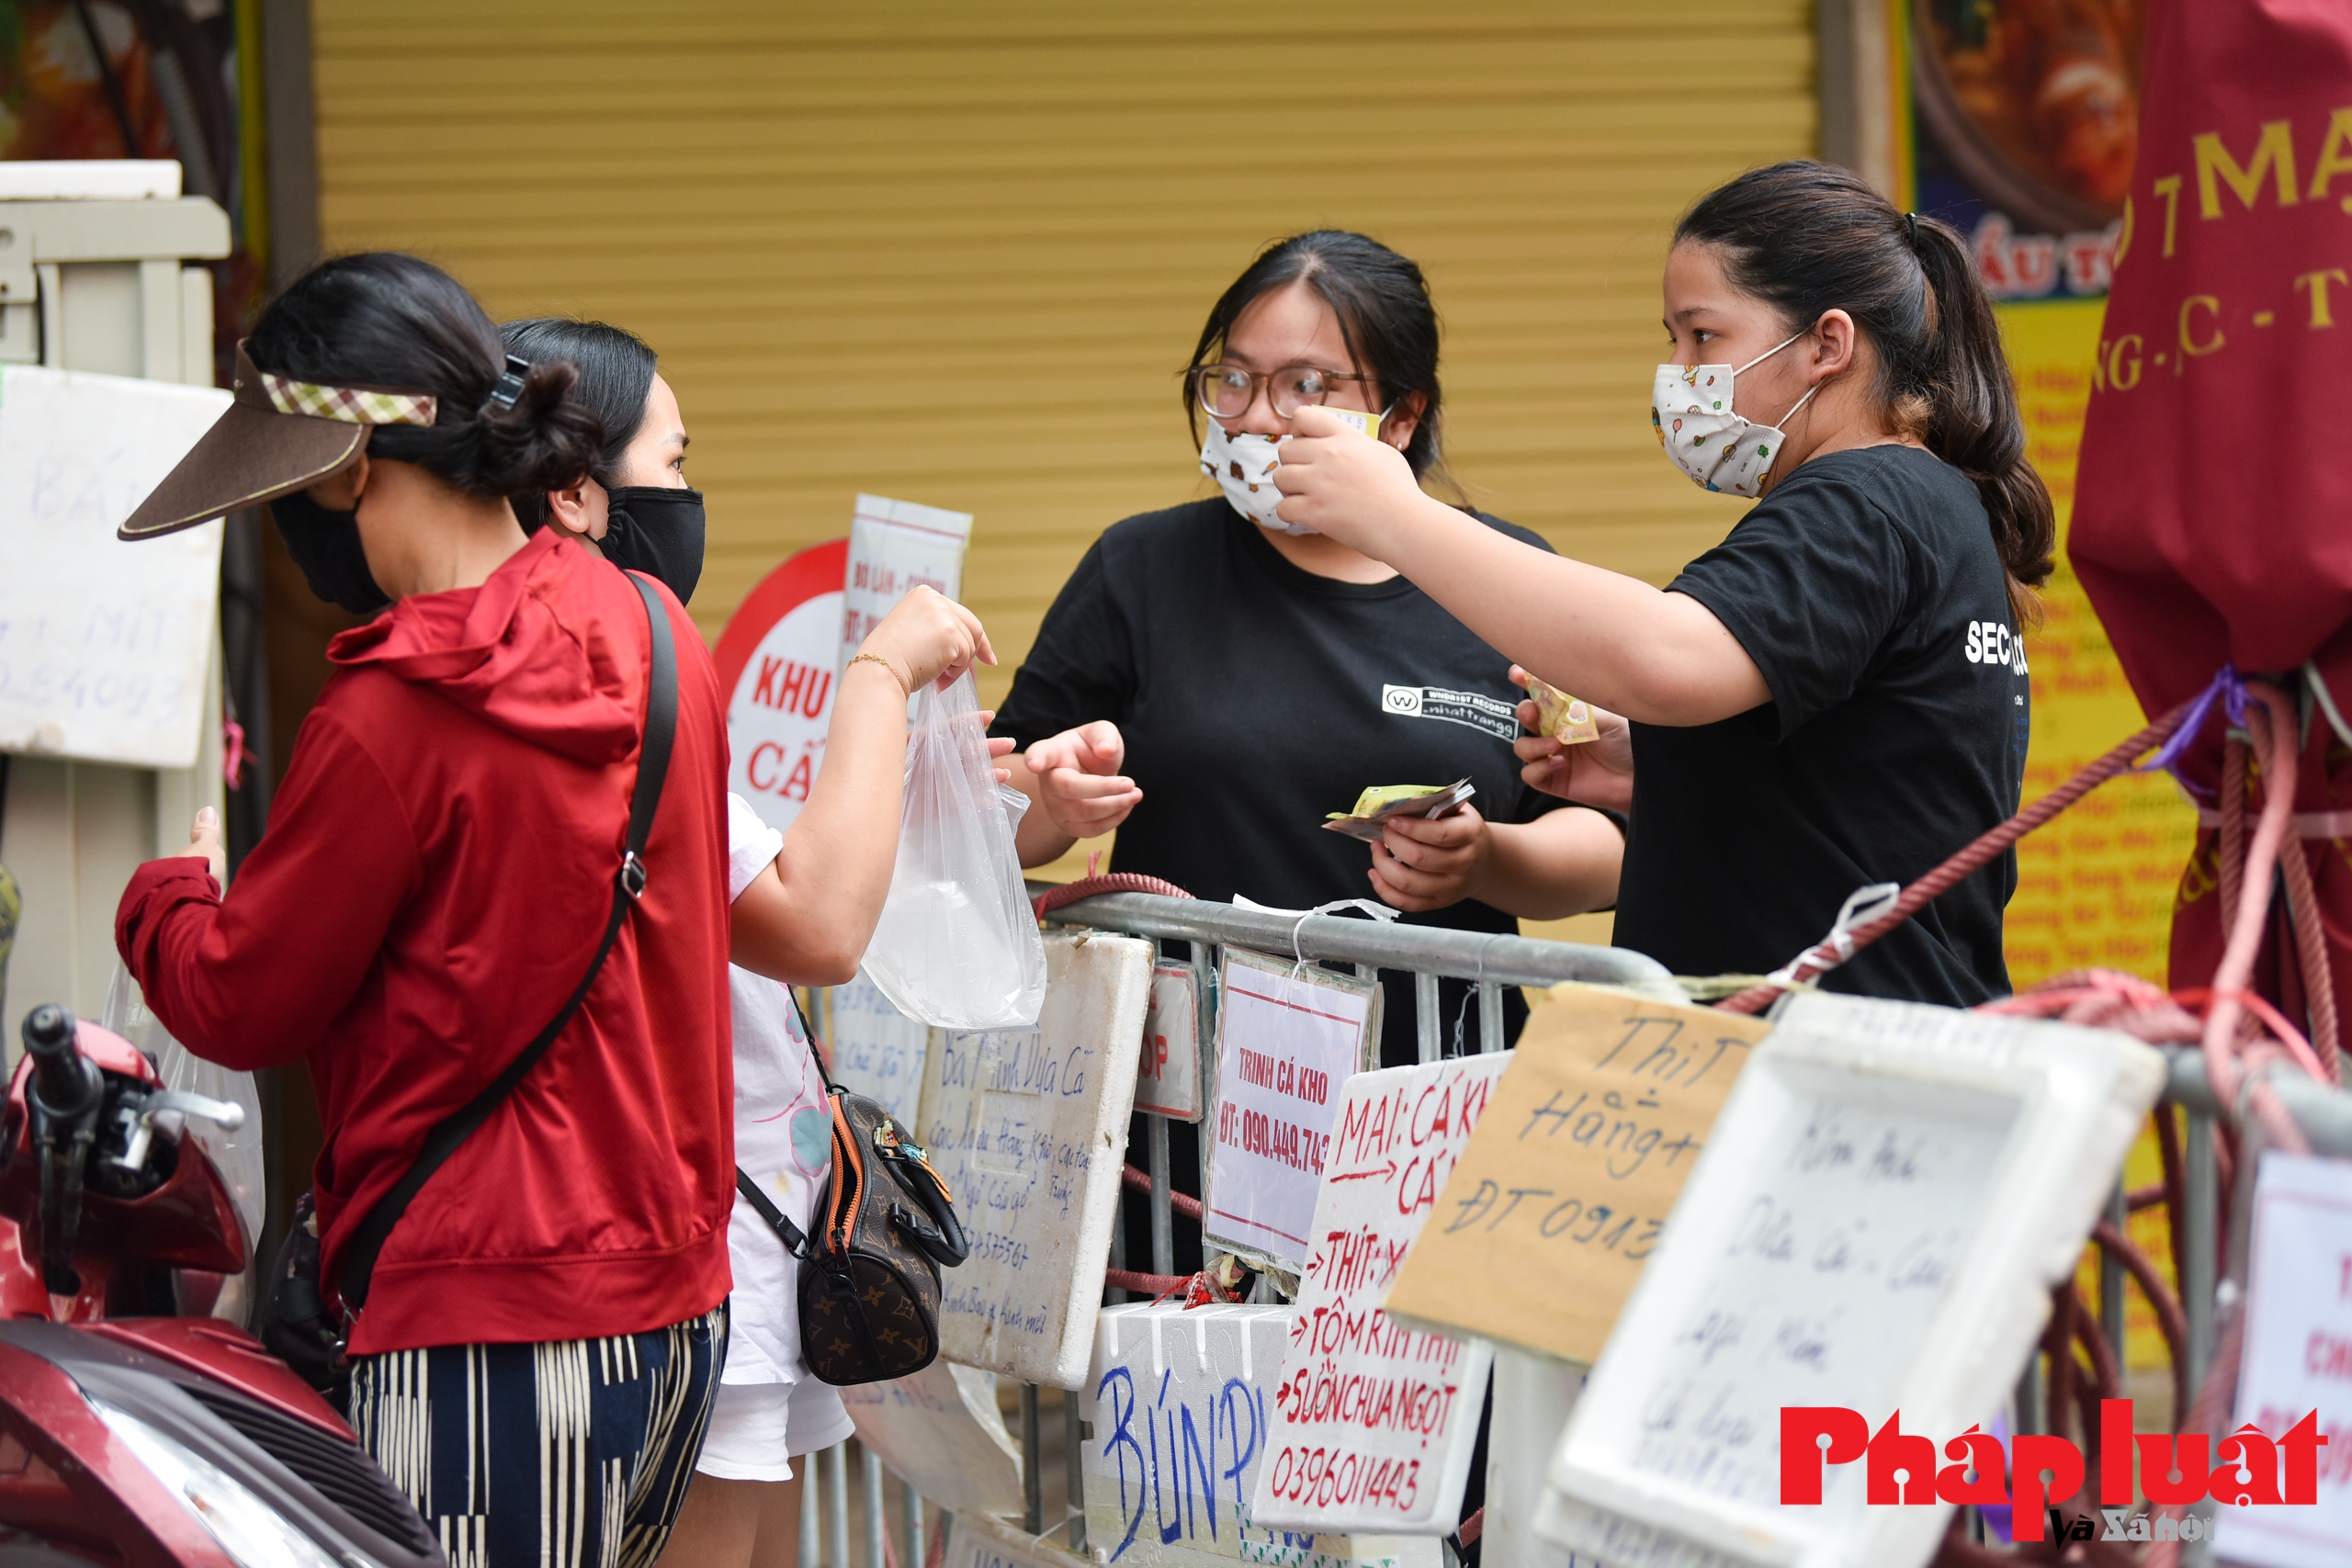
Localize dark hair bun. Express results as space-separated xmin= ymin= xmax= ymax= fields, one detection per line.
xmin=469 ymin=357 xmax=602 ymax=498
xmin=248 ymin=252 xmax=604 ymax=502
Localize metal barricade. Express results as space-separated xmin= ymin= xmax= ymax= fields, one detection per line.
xmin=797 ymin=889 xmax=1660 ymax=1566
xmin=2015 ymin=1052 xmax=2352 ymax=1566
xmin=798 ymin=890 xmax=2352 ymax=1567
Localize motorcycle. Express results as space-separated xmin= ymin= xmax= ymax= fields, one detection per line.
xmin=0 ymin=1003 xmax=442 ymax=1567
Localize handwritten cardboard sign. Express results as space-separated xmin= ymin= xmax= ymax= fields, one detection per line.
xmin=2216 ymin=1150 xmax=2352 ymax=1565
xmin=1382 ymin=985 xmax=1770 ymax=1365
xmin=0 ymin=366 xmax=232 ymax=768
xmin=826 ymin=971 xmax=933 ymax=1128
xmin=924 ymin=930 xmax=1150 ymax=1389
xmin=1205 ymin=949 xmax=1378 ymax=1271
xmin=1250 ymin=1055 xmax=1510 ymax=1537
xmin=1536 ymin=991 xmax=2164 ymax=1568
xmin=938 ymin=1510 xmax=1068 ymax=1568
xmin=1134 ymin=962 xmax=1203 ymax=1122
xmin=1080 ymin=1302 xmax=1441 ymax=1568
xmin=839 ymin=1359 xmax=1022 ymax=1522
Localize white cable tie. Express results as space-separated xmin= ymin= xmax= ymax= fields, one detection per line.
xmin=1233 ymin=894 xmax=1404 ymax=996
xmin=1768 ymin=880 xmax=1902 ymax=987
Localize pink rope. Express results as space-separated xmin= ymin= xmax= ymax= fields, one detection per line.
xmin=1033 ymin=872 xmax=1195 ymax=921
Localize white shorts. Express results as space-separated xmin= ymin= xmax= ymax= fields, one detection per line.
xmin=695 ymin=1378 xmax=858 ymax=1483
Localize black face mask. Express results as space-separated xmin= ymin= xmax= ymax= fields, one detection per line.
xmin=270 ymin=489 xmax=391 ymax=616
xmin=602 ymin=486 xmax=707 ymax=604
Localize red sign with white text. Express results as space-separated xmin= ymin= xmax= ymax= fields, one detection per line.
xmin=713 ymin=538 xmax=848 ymax=836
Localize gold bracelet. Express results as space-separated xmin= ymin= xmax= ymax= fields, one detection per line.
xmin=848 ymin=651 xmax=911 ymax=695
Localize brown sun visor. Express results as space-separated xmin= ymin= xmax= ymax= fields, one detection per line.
xmin=118 ymin=343 xmax=439 ymax=540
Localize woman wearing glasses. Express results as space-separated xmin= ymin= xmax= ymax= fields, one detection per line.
xmin=993 ymin=230 xmax=1624 ymax=1067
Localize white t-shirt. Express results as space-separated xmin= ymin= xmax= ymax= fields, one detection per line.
xmin=723 ymin=792 xmax=834 ymax=1389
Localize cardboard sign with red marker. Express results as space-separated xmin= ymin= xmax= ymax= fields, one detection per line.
xmin=1250 ymin=1054 xmax=1510 ymax=1538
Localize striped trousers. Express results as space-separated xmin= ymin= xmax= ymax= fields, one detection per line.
xmin=349 ymin=1304 xmax=726 ymax=1568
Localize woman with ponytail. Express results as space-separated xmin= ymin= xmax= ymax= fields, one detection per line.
xmin=1274 ymin=161 xmax=2053 ymax=1003
xmin=115 ymin=254 xmax=737 ymax=1564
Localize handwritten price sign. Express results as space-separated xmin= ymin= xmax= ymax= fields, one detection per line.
xmin=925 ymin=931 xmax=1150 ymax=1389
xmin=1204 ymin=949 xmax=1377 ymax=1271
xmin=1383 ymin=985 xmax=1770 ymax=1366
xmin=1250 ymin=1055 xmax=1510 ymax=1537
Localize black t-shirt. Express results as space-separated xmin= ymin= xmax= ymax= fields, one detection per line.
xmin=993 ymin=498 xmax=1576 ymax=1065
xmin=1613 ymin=445 xmax=2030 ymax=1005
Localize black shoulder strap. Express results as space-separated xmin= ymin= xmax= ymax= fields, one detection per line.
xmin=340 ymin=573 xmax=680 ymax=1310
xmin=734 ymin=1167 xmax=808 ymax=1258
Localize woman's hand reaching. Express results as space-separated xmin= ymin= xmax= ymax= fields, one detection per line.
xmin=178 ymin=806 xmax=227 ymax=886
xmin=856 ymin=584 xmax=996 ymax=694
xmin=1368 ymin=804 xmax=1492 ymax=912
xmin=1270 ymin=404 xmax=1442 ymax=552
xmin=1021 ymin=720 xmax=1142 ymax=840
xmin=1511 ymin=666 xmax=1634 ymax=811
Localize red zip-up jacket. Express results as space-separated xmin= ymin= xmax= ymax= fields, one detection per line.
xmin=117 ymin=528 xmax=731 ymax=1355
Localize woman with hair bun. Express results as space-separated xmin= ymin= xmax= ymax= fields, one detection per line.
xmin=1275 ymin=162 xmax=2054 ymax=1003
xmin=115 ymin=253 xmax=737 ymax=1566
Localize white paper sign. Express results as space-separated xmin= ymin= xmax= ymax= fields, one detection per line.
xmin=1081 ymin=1303 xmax=1438 ymax=1568
xmin=925 ymin=931 xmax=1151 ymax=1388
xmin=828 ymin=970 xmax=933 ymax=1128
xmin=839 ymin=1359 xmax=1023 ymax=1522
xmin=2216 ymin=1149 xmax=2352 ymax=1567
xmin=1537 ymin=991 xmax=2164 ymax=1568
xmin=0 ymin=366 xmax=232 ymax=767
xmin=938 ymin=1510 xmax=1069 ymax=1568
xmin=1205 ymin=950 xmax=1376 ymax=1270
xmin=1250 ymin=1055 xmax=1506 ymax=1537
xmin=842 ymin=491 xmax=971 ymax=670
xmin=1136 ymin=962 xmax=1202 ymax=1122
xmin=1484 ymin=1348 xmax=1588 ymax=1568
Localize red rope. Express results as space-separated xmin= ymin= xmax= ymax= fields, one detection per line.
xmin=2092 ymin=1217 xmax=2190 ymax=1423
xmin=1123 ymin=1162 xmax=1204 ymax=1220
xmin=1104 ymin=1268 xmax=1193 ymax=1298
xmin=1715 ymin=698 xmax=2198 ymax=1015
xmin=1033 ymin=873 xmax=1195 ymax=921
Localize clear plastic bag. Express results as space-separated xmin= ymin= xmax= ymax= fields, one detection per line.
xmin=861 ymin=669 xmax=1047 ymax=1029
xmin=103 ymin=963 xmax=266 ymax=1254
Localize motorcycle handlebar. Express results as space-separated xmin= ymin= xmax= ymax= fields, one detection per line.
xmin=22 ymin=1005 xmax=100 ymax=1120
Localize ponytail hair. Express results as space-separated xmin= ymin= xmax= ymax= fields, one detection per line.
xmin=247 ymin=253 xmax=604 ymax=502
xmin=1674 ymin=161 xmax=2056 ymax=625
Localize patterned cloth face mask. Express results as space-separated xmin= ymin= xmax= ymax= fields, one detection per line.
xmin=1200 ymin=405 xmax=1384 ymax=536
xmin=1650 ymin=330 xmax=1820 ymax=498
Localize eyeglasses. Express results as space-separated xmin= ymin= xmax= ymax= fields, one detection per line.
xmin=1191 ymin=363 xmax=1378 ymax=421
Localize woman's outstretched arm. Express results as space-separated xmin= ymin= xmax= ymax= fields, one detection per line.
xmin=1272 ymin=407 xmax=1770 ymax=727
xmin=729 ymin=587 xmax=1007 ymax=984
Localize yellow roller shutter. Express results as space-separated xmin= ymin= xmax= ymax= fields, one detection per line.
xmin=311 ymin=1 xmax=1815 ymax=701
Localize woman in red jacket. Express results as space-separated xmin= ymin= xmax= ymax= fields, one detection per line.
xmin=114 ymin=253 xmax=737 ymax=1568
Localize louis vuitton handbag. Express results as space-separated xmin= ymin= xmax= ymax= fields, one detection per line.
xmin=733 ymin=1022 xmax=968 ymax=1384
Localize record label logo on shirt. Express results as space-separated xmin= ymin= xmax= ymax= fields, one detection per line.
xmin=1380 ymin=682 xmax=1518 ymax=742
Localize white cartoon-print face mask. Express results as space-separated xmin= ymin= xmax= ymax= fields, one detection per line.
xmin=1202 ymin=419 xmax=1303 ymax=533
xmin=1200 ymin=406 xmax=1384 ymax=536
xmin=1650 ymin=330 xmax=1820 ymax=498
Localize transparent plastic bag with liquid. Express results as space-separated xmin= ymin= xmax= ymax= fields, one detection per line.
xmin=860 ymin=670 xmax=1047 ymax=1030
